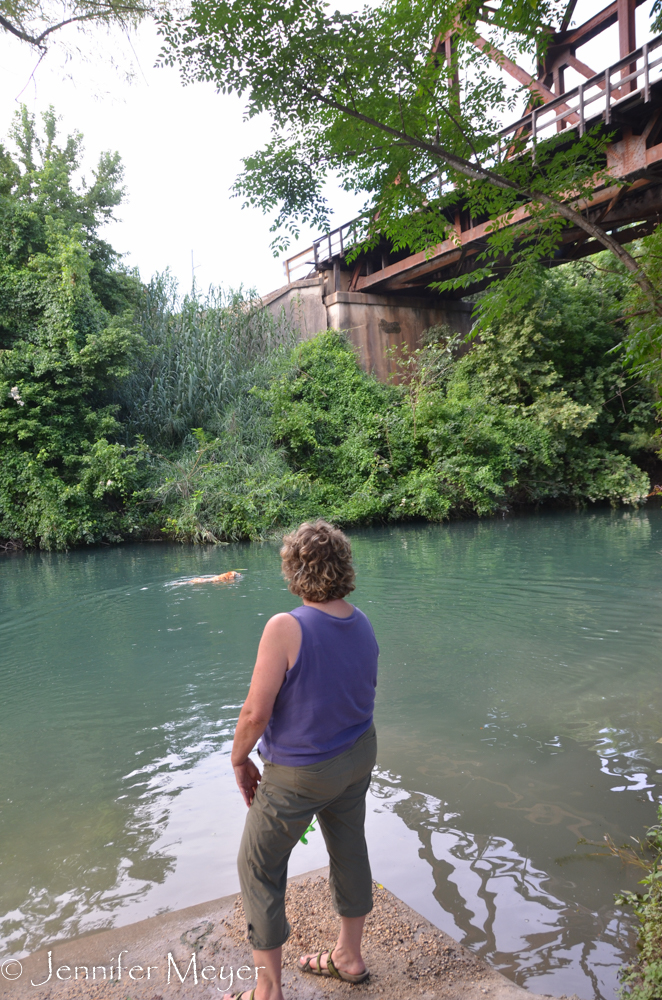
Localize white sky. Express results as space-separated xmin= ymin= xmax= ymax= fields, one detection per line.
xmin=0 ymin=0 xmax=657 ymax=297
xmin=0 ymin=22 xmax=364 ymax=296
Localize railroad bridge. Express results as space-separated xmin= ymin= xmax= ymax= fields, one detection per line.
xmin=262 ymin=0 xmax=662 ymax=380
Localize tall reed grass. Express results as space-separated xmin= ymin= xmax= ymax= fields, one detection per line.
xmin=119 ymin=273 xmax=295 ymax=449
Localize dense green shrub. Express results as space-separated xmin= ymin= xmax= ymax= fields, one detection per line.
xmin=156 ymin=263 xmax=656 ymax=541
xmin=269 ymin=323 xmax=650 ymax=516
xmin=614 ymin=806 xmax=662 ymax=1000
xmin=621 ymin=226 xmax=662 ymax=405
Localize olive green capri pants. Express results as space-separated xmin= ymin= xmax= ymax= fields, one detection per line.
xmin=238 ymin=724 xmax=377 ymax=951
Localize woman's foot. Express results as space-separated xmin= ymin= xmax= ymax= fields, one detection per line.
xmin=224 ymin=990 xmax=281 ymax=1000
xmin=299 ymin=945 xmax=367 ymax=979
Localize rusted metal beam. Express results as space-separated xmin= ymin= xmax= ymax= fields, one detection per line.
xmin=618 ymin=0 xmax=637 ymax=92
xmin=542 ymin=49 xmax=600 ymax=127
xmin=565 ymin=53 xmax=598 ymax=80
xmin=560 ymin=0 xmax=579 ymax=34
xmin=473 ymin=36 xmax=553 ymax=99
xmin=473 ymin=35 xmax=579 ymax=123
xmin=391 ymin=183 xmax=662 ymax=293
xmin=348 ymin=257 xmax=363 ymax=292
xmin=618 ymin=0 xmax=637 ymax=57
xmin=542 ymin=1 xmax=644 ymax=89
xmin=355 ymin=158 xmax=662 ymax=294
xmin=551 ymin=0 xmax=646 ymax=49
xmin=347 ymin=172 xmax=662 ymax=296
xmin=546 ymin=52 xmax=626 ymax=101
xmin=557 ymin=1 xmax=618 ymax=45
xmin=424 ymin=217 xmax=661 ymax=296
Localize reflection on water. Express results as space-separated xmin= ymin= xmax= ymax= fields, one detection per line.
xmin=1 ymin=508 xmax=661 ymax=1000
xmin=368 ymin=776 xmax=637 ymax=1000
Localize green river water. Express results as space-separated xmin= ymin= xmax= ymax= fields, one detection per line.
xmin=1 ymin=508 xmax=662 ymax=1000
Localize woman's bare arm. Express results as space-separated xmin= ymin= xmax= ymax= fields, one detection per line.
xmin=231 ymin=612 xmax=301 ymax=805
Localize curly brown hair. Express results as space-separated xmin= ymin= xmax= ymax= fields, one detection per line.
xmin=281 ymin=520 xmax=356 ymax=603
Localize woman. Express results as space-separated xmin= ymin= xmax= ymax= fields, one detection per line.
xmin=229 ymin=520 xmax=379 ymax=1000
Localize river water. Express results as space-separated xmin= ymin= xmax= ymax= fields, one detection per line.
xmin=1 ymin=508 xmax=662 ymax=1000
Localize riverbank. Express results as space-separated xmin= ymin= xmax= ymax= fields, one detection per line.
xmin=3 ymin=869 xmax=574 ymax=1000
xmin=4 ymin=294 xmax=661 ymax=552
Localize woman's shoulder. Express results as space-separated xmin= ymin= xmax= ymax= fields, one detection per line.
xmin=260 ymin=612 xmax=302 ymax=670
xmin=264 ymin=611 xmax=302 ymax=635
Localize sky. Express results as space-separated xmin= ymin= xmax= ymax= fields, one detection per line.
xmin=0 ymin=0 xmax=657 ymax=297
xmin=0 ymin=21 xmax=365 ymax=297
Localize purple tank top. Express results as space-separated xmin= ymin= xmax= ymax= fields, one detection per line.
xmin=258 ymin=604 xmax=379 ymax=766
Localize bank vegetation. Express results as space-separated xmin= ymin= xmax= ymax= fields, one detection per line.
xmin=0 ymin=108 xmax=661 ymax=553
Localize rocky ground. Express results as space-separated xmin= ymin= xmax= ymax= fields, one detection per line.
xmin=4 ymin=869 xmax=577 ymax=1000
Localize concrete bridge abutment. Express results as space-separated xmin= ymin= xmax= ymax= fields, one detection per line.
xmin=261 ymin=275 xmax=474 ymax=382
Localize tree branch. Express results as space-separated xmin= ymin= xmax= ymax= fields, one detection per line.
xmin=0 ymin=12 xmax=41 ymax=45
xmin=0 ymin=3 xmax=149 ymax=50
xmin=36 ymin=11 xmax=111 ymax=45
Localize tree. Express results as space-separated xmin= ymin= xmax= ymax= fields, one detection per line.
xmin=619 ymin=227 xmax=662 ymax=400
xmin=0 ymin=0 xmax=152 ymax=53
xmin=0 ymin=107 xmax=147 ymax=549
xmin=158 ymin=0 xmax=660 ymax=319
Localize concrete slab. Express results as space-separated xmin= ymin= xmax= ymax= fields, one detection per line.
xmin=1 ymin=869 xmax=574 ymax=1000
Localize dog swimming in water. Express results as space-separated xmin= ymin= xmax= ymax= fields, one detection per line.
xmin=175 ymin=570 xmax=243 ymax=586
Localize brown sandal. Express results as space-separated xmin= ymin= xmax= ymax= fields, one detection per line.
xmin=299 ymin=948 xmax=369 ymax=984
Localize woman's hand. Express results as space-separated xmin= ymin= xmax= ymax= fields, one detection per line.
xmin=233 ymin=758 xmax=262 ymax=806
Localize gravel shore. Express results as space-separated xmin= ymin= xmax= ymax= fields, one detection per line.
xmin=4 ymin=869 xmax=568 ymax=1000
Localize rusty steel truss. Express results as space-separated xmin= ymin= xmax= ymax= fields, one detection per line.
xmin=283 ymin=0 xmax=662 ymax=298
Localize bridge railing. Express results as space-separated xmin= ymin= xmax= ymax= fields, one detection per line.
xmin=284 ymin=34 xmax=662 ymax=277
xmin=312 ymin=219 xmax=367 ymax=268
xmin=499 ymin=32 xmax=662 ymax=156
xmin=283 ymin=246 xmax=316 ymax=283
xmin=284 ymin=218 xmax=370 ymax=278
